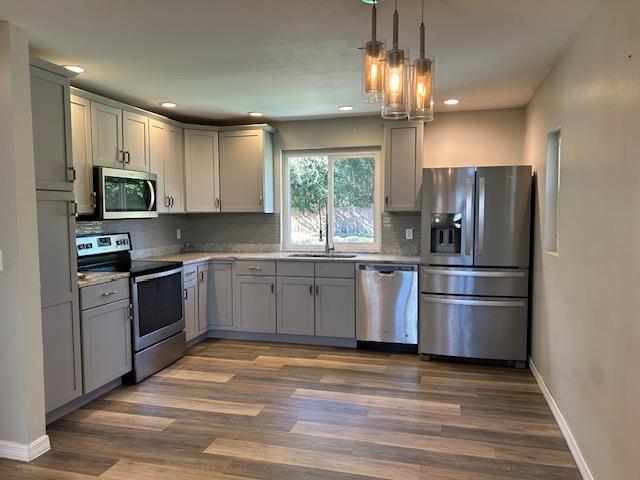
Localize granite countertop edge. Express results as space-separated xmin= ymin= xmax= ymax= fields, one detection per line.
xmin=142 ymin=252 xmax=421 ymax=265
xmin=77 ymin=271 xmax=130 ymax=288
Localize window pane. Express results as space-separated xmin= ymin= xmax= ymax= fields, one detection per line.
xmin=333 ymin=157 xmax=375 ymax=244
xmin=288 ymin=155 xmax=328 ymax=246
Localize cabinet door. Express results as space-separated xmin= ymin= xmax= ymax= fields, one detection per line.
xmin=149 ymin=119 xmax=168 ymax=213
xmin=166 ymin=125 xmax=185 ymax=212
xmin=384 ymin=122 xmax=423 ymax=211
xmin=91 ymin=101 xmax=124 ymax=168
xmin=219 ymin=130 xmax=265 ymax=212
xmin=30 ymin=66 xmax=74 ymax=191
xmin=184 ymin=129 xmax=220 ymax=212
xmin=70 ymin=95 xmax=94 ymax=214
xmin=123 ymin=111 xmax=150 ymax=171
xmin=184 ymin=279 xmax=198 ymax=341
xmin=277 ymin=277 xmax=315 ymax=335
xmin=81 ymin=299 xmax=132 ymax=394
xmin=234 ymin=275 xmax=276 ymax=333
xmin=315 ymin=278 xmax=355 ymax=338
xmin=36 ymin=190 xmax=82 ymax=412
xmin=206 ymin=263 xmax=234 ymax=330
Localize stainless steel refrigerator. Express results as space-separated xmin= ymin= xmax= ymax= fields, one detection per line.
xmin=419 ymin=166 xmax=532 ymax=366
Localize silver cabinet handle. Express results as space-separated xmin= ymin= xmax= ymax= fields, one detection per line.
xmin=68 ymin=166 xmax=77 ymax=182
xmin=271 ymin=283 xmax=274 ymax=294
xmin=258 ymin=195 xmax=263 ymax=207
xmin=315 ymin=285 xmax=319 ymax=295
xmin=125 ymin=151 xmax=131 ymax=164
xmin=101 ymin=291 xmax=118 ymax=297
xmin=215 ymin=197 xmax=221 ymax=209
xmin=248 ymin=266 xmax=262 ymax=271
xmin=69 ymin=201 xmax=78 ymax=217
xmin=184 ymin=289 xmax=188 ymax=300
xmin=199 ymin=272 xmax=204 ymax=282
xmin=423 ymin=295 xmax=525 ymax=308
xmin=477 ymin=176 xmax=486 ymax=256
xmin=171 ymin=196 xmax=175 ymax=207
xmin=165 ymin=196 xmax=170 ymax=208
xmin=422 ymin=268 xmax=526 ymax=278
xmin=120 ymin=150 xmax=126 ymax=164
xmin=385 ymin=195 xmax=389 ymax=208
xmin=309 ymin=284 xmax=313 ymax=295
xmin=465 ymin=176 xmax=473 ymax=256
xmin=91 ymin=192 xmax=97 ymax=209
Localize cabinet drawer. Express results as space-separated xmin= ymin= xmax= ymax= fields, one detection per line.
xmin=421 ymin=267 xmax=528 ymax=297
xmin=315 ymin=262 xmax=355 ymax=279
xmin=183 ymin=264 xmax=198 ymax=281
xmin=277 ymin=261 xmax=314 ymax=277
xmin=235 ymin=260 xmax=276 ymax=276
xmin=80 ymin=278 xmax=130 ymax=310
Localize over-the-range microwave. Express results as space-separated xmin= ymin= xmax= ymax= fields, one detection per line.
xmin=94 ymin=167 xmax=159 ymax=220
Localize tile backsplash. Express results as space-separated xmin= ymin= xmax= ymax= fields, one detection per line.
xmin=77 ymin=211 xmax=421 ymax=257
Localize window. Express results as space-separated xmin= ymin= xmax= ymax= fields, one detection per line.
xmin=544 ymin=129 xmax=561 ymax=253
xmin=283 ymin=151 xmax=381 ymax=252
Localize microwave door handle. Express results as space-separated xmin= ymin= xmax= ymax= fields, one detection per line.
xmin=147 ymin=180 xmax=156 ymax=211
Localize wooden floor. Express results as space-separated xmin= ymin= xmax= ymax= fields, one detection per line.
xmin=0 ymin=339 xmax=581 ymax=479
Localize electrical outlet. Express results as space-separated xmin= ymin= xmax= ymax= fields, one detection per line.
xmin=176 ymin=228 xmax=182 ymax=240
xmin=405 ymin=228 xmax=414 ymax=240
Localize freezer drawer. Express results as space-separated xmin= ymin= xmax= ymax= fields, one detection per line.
xmin=421 ymin=267 xmax=528 ymax=297
xmin=420 ymin=294 xmax=527 ymax=361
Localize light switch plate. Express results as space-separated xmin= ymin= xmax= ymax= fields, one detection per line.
xmin=405 ymin=228 xmax=413 ymax=240
xmin=176 ymin=228 xmax=182 ymax=240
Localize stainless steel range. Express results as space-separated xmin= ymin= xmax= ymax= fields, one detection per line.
xmin=420 ymin=166 xmax=532 ymax=367
xmin=77 ymin=233 xmax=185 ymax=382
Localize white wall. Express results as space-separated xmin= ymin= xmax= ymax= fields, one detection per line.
xmin=272 ymin=108 xmax=526 ymax=211
xmin=0 ymin=21 xmax=48 ymax=453
xmin=524 ymin=0 xmax=639 ymax=477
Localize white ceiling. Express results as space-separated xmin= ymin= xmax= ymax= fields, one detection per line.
xmin=0 ymin=0 xmax=595 ymax=122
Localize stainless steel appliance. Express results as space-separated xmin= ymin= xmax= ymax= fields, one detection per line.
xmin=356 ymin=264 xmax=418 ymax=345
xmin=420 ymin=166 xmax=532 ymax=366
xmin=95 ymin=167 xmax=158 ymax=219
xmin=77 ymin=233 xmax=185 ymax=382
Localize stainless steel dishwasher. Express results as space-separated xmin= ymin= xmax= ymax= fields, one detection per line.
xmin=356 ymin=264 xmax=419 ymax=344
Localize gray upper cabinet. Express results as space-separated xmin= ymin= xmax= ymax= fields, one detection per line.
xmin=315 ymin=277 xmax=356 ymax=338
xmin=149 ymin=119 xmax=185 ymax=214
xmin=36 ymin=190 xmax=82 ymax=413
xmin=123 ymin=111 xmax=150 ymax=171
xmin=91 ymin=101 xmax=124 ymax=169
xmin=81 ymin=298 xmax=132 ymax=394
xmin=277 ymin=276 xmax=315 ymax=335
xmin=219 ymin=128 xmax=274 ymax=213
xmin=184 ymin=129 xmax=220 ymax=212
xmin=30 ymin=65 xmax=74 ymax=191
xmin=70 ymin=95 xmax=94 ymax=214
xmin=384 ymin=121 xmax=424 ymax=211
xmin=149 ymin=119 xmax=168 ymax=213
xmin=234 ymin=275 xmax=276 ymax=333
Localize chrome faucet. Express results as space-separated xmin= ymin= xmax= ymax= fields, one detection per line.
xmin=322 ymin=199 xmax=334 ymax=255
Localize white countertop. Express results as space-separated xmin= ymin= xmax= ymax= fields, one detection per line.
xmin=144 ymin=251 xmax=421 ymax=265
xmin=77 ymin=271 xmax=130 ymax=288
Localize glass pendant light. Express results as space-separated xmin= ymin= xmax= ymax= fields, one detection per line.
xmin=409 ymin=0 xmax=434 ymax=121
xmin=362 ymin=1 xmax=384 ymax=103
xmin=382 ymin=1 xmax=409 ymax=119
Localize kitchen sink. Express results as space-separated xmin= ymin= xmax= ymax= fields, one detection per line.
xmin=287 ymin=253 xmax=357 ymax=259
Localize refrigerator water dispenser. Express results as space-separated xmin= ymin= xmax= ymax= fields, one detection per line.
xmin=430 ymin=213 xmax=462 ymax=254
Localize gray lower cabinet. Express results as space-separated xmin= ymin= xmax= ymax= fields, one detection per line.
xmin=36 ymin=190 xmax=82 ymax=413
xmin=81 ymin=299 xmax=132 ymax=394
xmin=203 ymin=263 xmax=234 ymax=330
xmin=315 ymin=277 xmax=356 ymax=338
xmin=184 ymin=275 xmax=198 ymax=341
xmin=277 ymin=277 xmax=315 ymax=335
xmin=234 ymin=275 xmax=276 ymax=333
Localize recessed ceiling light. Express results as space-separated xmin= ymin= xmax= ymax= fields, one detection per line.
xmin=443 ymin=98 xmax=460 ymax=106
xmin=361 ymin=0 xmax=382 ymax=4
xmin=63 ymin=65 xmax=84 ymax=74
xmin=248 ymin=112 xmax=264 ymax=117
xmin=338 ymin=105 xmax=354 ymax=112
xmin=160 ymin=102 xmax=177 ymax=108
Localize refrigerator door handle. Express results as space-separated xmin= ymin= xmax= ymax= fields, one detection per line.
xmin=422 ymin=295 xmax=525 ymax=308
xmin=477 ymin=176 xmax=486 ymax=256
xmin=422 ymin=268 xmax=526 ymax=278
xmin=465 ymin=177 xmax=474 ymax=256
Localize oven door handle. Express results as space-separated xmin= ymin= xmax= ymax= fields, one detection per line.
xmin=133 ymin=267 xmax=183 ymax=284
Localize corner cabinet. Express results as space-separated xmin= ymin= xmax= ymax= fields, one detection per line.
xmin=219 ymin=129 xmax=274 ymax=213
xmin=184 ymin=129 xmax=220 ymax=212
xmin=384 ymin=121 xmax=424 ymax=212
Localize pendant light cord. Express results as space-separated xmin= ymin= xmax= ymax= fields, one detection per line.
xmin=420 ymin=0 xmax=426 ymax=58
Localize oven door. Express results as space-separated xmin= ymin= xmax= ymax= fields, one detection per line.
xmin=98 ymin=167 xmax=158 ymax=219
xmin=131 ymin=268 xmax=184 ymax=352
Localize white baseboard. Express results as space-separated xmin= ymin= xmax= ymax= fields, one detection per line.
xmin=529 ymin=358 xmax=594 ymax=480
xmin=0 ymin=434 xmax=50 ymax=462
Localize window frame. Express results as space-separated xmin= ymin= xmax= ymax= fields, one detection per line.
xmin=282 ymin=149 xmax=382 ymax=253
